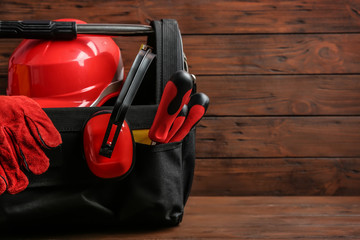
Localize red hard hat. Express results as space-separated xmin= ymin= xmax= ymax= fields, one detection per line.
xmin=7 ymin=19 xmax=123 ymax=108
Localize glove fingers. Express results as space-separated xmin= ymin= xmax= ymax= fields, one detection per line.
xmin=0 ymin=128 xmax=29 ymax=194
xmin=5 ymin=126 xmax=49 ymax=175
xmin=25 ymin=112 xmax=62 ymax=149
xmin=0 ymin=95 xmax=61 ymax=149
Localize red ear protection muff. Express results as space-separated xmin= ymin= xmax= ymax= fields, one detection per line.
xmin=83 ymin=46 xmax=155 ymax=178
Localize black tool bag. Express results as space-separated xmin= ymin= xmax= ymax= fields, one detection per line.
xmin=0 ymin=19 xmax=196 ymax=228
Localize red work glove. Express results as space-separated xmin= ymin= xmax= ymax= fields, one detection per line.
xmin=0 ymin=96 xmax=62 ymax=195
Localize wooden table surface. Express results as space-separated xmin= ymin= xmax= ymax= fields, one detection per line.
xmin=3 ymin=196 xmax=360 ymax=239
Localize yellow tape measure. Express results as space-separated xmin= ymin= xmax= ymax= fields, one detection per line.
xmin=132 ymin=129 xmax=152 ymax=145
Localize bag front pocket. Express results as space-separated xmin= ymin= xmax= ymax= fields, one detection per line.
xmin=117 ymin=142 xmax=185 ymax=226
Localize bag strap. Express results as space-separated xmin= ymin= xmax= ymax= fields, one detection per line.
xmin=153 ymin=19 xmax=185 ymax=103
xmin=134 ymin=19 xmax=185 ymax=104
xmin=99 ymin=45 xmax=155 ymax=158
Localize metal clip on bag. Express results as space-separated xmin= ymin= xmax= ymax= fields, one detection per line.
xmin=0 ymin=19 xmax=196 ymax=228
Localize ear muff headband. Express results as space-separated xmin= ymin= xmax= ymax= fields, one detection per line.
xmin=99 ymin=46 xmax=155 ymax=158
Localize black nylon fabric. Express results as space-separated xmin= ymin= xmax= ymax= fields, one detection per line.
xmin=0 ymin=106 xmax=196 ymax=227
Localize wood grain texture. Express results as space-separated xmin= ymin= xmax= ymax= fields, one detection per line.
xmin=0 ymin=1 xmax=144 ymax=24
xmin=184 ymin=34 xmax=360 ymax=75
xmin=1 ymin=0 xmax=360 ymax=34
xmin=7 ymin=197 xmax=360 ymax=239
xmin=141 ymin=0 xmax=360 ymax=34
xmin=192 ymin=158 xmax=360 ymax=196
xmin=196 ymin=117 xmax=360 ymax=158
xmin=198 ymin=75 xmax=360 ymax=116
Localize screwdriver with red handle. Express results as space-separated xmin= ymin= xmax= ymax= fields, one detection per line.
xmin=148 ymin=70 xmax=194 ymax=143
xmin=169 ymin=93 xmax=209 ymax=143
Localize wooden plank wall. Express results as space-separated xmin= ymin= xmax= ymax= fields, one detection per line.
xmin=0 ymin=0 xmax=360 ymax=196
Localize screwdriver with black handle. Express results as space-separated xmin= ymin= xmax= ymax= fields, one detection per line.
xmin=0 ymin=20 xmax=153 ymax=40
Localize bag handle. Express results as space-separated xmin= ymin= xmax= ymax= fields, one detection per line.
xmin=134 ymin=19 xmax=186 ymax=105
xmin=0 ymin=20 xmax=153 ymax=40
xmin=99 ymin=45 xmax=155 ymax=158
